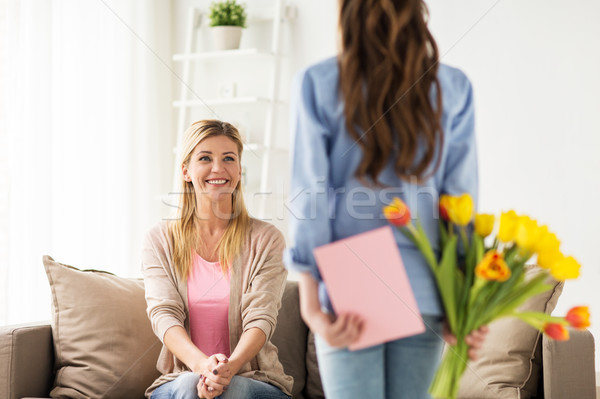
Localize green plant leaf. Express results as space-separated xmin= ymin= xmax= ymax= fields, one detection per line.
xmin=437 ymin=235 xmax=459 ymax=332
xmin=481 ymin=274 xmax=552 ymax=325
xmin=209 ymin=0 xmax=247 ymax=27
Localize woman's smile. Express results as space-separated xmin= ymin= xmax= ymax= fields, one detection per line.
xmin=206 ymin=179 xmax=229 ymax=185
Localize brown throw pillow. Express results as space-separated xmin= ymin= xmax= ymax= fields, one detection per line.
xmin=43 ymin=255 xmax=161 ymax=399
xmin=271 ymin=280 xmax=309 ymax=398
xmin=304 ymin=331 xmax=325 ymax=399
xmin=457 ymin=265 xmax=564 ymax=399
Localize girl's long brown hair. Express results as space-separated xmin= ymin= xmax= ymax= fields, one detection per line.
xmin=339 ymin=0 xmax=443 ymax=183
xmin=169 ymin=120 xmax=251 ymax=279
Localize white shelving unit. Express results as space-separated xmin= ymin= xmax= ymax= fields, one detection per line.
xmin=171 ymin=0 xmax=294 ymax=218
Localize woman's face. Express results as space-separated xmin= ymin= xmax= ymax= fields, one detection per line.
xmin=182 ymin=135 xmax=241 ymax=203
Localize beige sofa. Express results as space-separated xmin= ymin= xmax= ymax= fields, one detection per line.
xmin=0 ymin=257 xmax=597 ymax=399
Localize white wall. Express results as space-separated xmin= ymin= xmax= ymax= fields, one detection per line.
xmin=172 ymin=0 xmax=600 ymax=369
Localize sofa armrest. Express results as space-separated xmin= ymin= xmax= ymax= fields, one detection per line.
xmin=542 ymin=328 xmax=596 ymax=399
xmin=0 ymin=322 xmax=54 ymax=399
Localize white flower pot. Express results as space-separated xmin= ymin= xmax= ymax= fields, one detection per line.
xmin=210 ymin=26 xmax=243 ymax=51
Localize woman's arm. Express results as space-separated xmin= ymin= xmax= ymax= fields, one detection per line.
xmin=163 ymin=325 xmax=209 ymax=373
xmin=441 ymin=72 xmax=478 ymax=201
xmin=239 ymin=226 xmax=288 ymax=342
xmin=142 ymin=224 xmax=187 ymax=344
xmin=228 ymin=327 xmax=266 ymax=372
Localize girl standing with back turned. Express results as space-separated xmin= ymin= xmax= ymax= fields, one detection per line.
xmin=286 ymin=1 xmax=486 ymax=398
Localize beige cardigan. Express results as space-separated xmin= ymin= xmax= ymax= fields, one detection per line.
xmin=141 ymin=219 xmax=293 ymax=397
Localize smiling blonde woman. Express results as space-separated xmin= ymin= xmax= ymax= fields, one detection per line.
xmin=142 ymin=120 xmax=292 ymax=399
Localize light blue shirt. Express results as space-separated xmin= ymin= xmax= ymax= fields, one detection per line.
xmin=285 ymin=57 xmax=478 ymax=316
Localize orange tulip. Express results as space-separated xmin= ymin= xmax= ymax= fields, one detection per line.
xmin=543 ymin=322 xmax=569 ymax=341
xmin=383 ymin=197 xmax=411 ymax=227
xmin=439 ymin=195 xmax=453 ymax=222
xmin=565 ymin=306 xmax=590 ymax=329
xmin=475 ymin=251 xmax=511 ymax=282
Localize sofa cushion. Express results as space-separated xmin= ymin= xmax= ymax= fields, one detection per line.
xmin=457 ymin=265 xmax=563 ymax=399
xmin=304 ymin=331 xmax=325 ymax=399
xmin=43 ymin=255 xmax=161 ymax=399
xmin=271 ymin=281 xmax=309 ymax=398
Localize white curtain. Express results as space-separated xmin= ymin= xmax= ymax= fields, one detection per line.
xmin=2 ymin=0 xmax=174 ymax=324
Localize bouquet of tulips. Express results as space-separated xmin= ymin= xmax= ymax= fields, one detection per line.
xmin=383 ymin=194 xmax=590 ymax=399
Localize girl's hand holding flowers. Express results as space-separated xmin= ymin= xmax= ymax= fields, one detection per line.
xmin=443 ymin=324 xmax=490 ymax=361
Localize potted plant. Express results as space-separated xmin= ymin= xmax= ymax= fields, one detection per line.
xmin=209 ymin=0 xmax=247 ymax=51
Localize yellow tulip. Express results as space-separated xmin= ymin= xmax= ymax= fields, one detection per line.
xmin=533 ymin=226 xmax=560 ymax=255
xmin=447 ymin=193 xmax=474 ymax=226
xmin=550 ymin=256 xmax=581 ymax=281
xmin=514 ymin=216 xmax=541 ymax=252
xmin=474 ymin=214 xmax=495 ymax=237
xmin=498 ymin=210 xmax=519 ymax=243
xmin=537 ymin=247 xmax=563 ymax=269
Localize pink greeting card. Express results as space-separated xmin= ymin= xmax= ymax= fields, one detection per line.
xmin=313 ymin=226 xmax=425 ymax=350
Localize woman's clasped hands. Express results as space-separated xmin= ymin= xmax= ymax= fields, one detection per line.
xmin=196 ymin=354 xmax=233 ymax=399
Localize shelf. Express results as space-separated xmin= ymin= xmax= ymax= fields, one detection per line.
xmin=173 ymin=96 xmax=283 ymax=108
xmin=173 ymin=48 xmax=274 ymax=61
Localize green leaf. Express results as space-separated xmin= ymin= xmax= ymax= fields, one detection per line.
xmin=480 ymin=275 xmax=552 ymax=324
xmin=415 ymin=219 xmax=438 ymax=271
xmin=457 ymin=234 xmax=482 ymax=329
xmin=401 ymin=227 xmax=420 ymax=246
xmin=439 ymin=219 xmax=449 ymax=248
xmin=514 ymin=311 xmax=566 ymax=325
xmin=437 ymin=235 xmax=459 ymax=332
xmin=483 ymin=259 xmax=527 ymax=311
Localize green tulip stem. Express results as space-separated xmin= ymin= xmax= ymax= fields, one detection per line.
xmin=460 ymin=226 xmax=470 ymax=254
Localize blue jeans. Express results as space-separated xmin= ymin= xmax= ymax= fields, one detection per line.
xmin=150 ymin=372 xmax=290 ymax=399
xmin=315 ymin=315 xmax=444 ymax=399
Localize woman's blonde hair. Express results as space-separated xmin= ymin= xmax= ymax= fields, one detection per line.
xmin=339 ymin=0 xmax=443 ymax=184
xmin=169 ymin=119 xmax=251 ymax=278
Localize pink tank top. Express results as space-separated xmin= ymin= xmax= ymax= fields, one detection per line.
xmin=187 ymin=254 xmax=231 ymax=357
